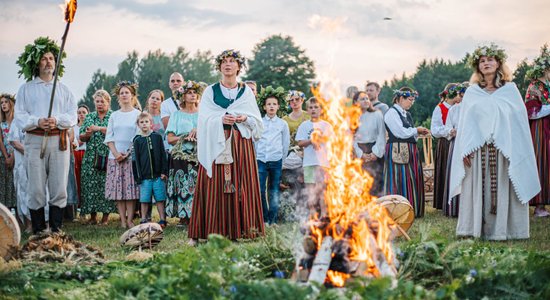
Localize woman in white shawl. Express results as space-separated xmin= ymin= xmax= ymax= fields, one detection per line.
xmin=449 ymin=44 xmax=541 ymax=240
xmin=188 ymin=50 xmax=264 ymax=245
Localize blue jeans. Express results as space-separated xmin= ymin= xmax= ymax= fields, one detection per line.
xmin=257 ymin=159 xmax=282 ymax=224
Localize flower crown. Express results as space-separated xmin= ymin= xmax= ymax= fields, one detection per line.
xmin=16 ymin=37 xmax=66 ymax=82
xmin=526 ymin=44 xmax=550 ymax=80
xmin=287 ymin=90 xmax=305 ymax=100
xmin=215 ymin=49 xmax=246 ymax=71
xmin=468 ymin=43 xmax=508 ymax=70
xmin=174 ymin=80 xmax=204 ymax=100
xmin=393 ymin=89 xmax=419 ymax=99
xmin=0 ymin=93 xmax=16 ymax=103
xmin=257 ymin=86 xmax=288 ymax=117
xmin=438 ymin=83 xmax=467 ymax=99
xmin=112 ymin=80 xmax=138 ymax=96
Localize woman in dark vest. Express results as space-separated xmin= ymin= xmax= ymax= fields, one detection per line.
xmin=188 ymin=50 xmax=264 ymax=245
xmin=430 ymin=83 xmax=462 ymax=212
xmin=383 ymin=87 xmax=429 ymax=217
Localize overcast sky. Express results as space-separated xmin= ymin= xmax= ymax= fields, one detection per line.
xmin=0 ymin=0 xmax=548 ymax=100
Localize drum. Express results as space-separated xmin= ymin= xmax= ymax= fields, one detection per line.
xmin=0 ymin=204 xmax=20 ymax=259
xmin=120 ymin=222 xmax=164 ymax=249
xmin=375 ymin=195 xmax=414 ymax=237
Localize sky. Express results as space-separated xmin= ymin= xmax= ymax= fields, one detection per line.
xmin=0 ymin=0 xmax=548 ymax=101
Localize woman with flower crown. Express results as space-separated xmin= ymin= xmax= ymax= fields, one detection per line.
xmin=449 ymin=44 xmax=540 ymax=240
xmin=104 ymin=81 xmax=141 ymax=229
xmin=383 ymin=87 xmax=429 ymax=217
xmin=524 ymin=44 xmax=550 ymax=218
xmin=165 ymin=81 xmax=202 ymax=227
xmin=188 ymin=50 xmax=264 ymax=244
xmin=430 ymin=83 xmax=463 ymax=213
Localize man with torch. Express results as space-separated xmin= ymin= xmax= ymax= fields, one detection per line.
xmin=14 ymin=0 xmax=78 ymax=234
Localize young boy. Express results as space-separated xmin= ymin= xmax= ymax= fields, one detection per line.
xmin=295 ymin=97 xmax=333 ymax=218
xmin=132 ymin=112 xmax=169 ymax=228
xmin=255 ymin=87 xmax=290 ymax=224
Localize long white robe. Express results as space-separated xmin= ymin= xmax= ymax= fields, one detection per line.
xmin=449 ymin=83 xmax=540 ymax=240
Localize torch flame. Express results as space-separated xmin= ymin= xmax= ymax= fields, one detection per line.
xmin=309 ymin=73 xmax=397 ymax=286
xmin=63 ymin=0 xmax=77 ymax=23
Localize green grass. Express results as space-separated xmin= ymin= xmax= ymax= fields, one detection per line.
xmin=3 ymin=206 xmax=549 ymax=299
xmin=42 ymin=206 xmax=550 ymax=261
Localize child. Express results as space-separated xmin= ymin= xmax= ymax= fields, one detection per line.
xmin=255 ymin=86 xmax=290 ymax=224
xmin=132 ymin=112 xmax=168 ymax=228
xmin=296 ymin=97 xmax=333 ymax=218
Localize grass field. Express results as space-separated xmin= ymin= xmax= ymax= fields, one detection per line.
xmin=2 ymin=205 xmax=549 ymax=299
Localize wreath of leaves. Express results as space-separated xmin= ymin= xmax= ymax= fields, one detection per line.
xmin=526 ymin=44 xmax=550 ymax=80
xmin=256 ymin=85 xmax=287 ymax=117
xmin=468 ymin=43 xmax=508 ymax=70
xmin=16 ymin=37 xmax=65 ymax=82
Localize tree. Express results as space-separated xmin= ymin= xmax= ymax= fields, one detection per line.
xmin=184 ymin=50 xmax=219 ymax=85
xmin=137 ymin=49 xmax=172 ymax=108
xmin=245 ymin=35 xmax=316 ymax=96
xmin=78 ymin=69 xmax=116 ymax=109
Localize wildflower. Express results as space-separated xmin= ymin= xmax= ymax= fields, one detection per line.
xmin=469 ymin=269 xmax=478 ymax=277
xmin=273 ymin=270 xmax=285 ymax=278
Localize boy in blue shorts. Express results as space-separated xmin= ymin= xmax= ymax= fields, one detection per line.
xmin=132 ymin=112 xmax=168 ymax=228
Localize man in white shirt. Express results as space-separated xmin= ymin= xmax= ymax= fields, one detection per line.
xmin=366 ymin=82 xmax=389 ymax=114
xmin=14 ymin=37 xmax=78 ymax=233
xmin=160 ymin=72 xmax=184 ymax=152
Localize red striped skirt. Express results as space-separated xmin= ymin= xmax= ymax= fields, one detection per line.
xmin=73 ymin=149 xmax=85 ymax=206
xmin=188 ymin=128 xmax=265 ymax=240
xmin=529 ymin=117 xmax=550 ymax=205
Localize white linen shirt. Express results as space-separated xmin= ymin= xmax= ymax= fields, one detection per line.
xmin=430 ymin=102 xmax=452 ymax=138
xmin=103 ymin=109 xmax=140 ymax=159
xmin=384 ymin=104 xmax=418 ymax=140
xmin=255 ymin=115 xmax=290 ymax=163
xmin=14 ymin=77 xmax=77 ymax=131
xmin=353 ymin=110 xmax=386 ymax=158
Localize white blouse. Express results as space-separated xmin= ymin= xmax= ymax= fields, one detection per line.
xmin=353 ymin=110 xmax=386 ymax=158
xmin=104 ymin=109 xmax=140 ymax=159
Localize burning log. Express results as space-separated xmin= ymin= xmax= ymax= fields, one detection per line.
xmin=307 ymin=236 xmax=333 ymax=285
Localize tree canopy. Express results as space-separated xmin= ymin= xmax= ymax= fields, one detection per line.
xmin=244 ymin=35 xmax=316 ymax=97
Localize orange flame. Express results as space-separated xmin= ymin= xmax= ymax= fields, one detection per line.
xmin=62 ymin=0 xmax=77 ymax=23
xmin=310 ymin=75 xmax=396 ymax=284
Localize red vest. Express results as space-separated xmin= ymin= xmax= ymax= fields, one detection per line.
xmin=438 ymin=103 xmax=449 ymax=125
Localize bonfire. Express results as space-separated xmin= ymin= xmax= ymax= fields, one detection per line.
xmin=295 ymin=78 xmax=399 ymax=287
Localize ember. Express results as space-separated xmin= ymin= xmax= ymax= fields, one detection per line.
xmin=295 ymin=76 xmax=401 ymax=287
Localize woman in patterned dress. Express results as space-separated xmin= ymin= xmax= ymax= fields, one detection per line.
xmin=79 ymin=90 xmax=116 ymax=225
xmin=0 ymin=94 xmax=16 ymax=209
xmin=165 ymin=81 xmax=201 ymax=226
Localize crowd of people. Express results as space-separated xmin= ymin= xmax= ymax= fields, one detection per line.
xmin=0 ymin=37 xmax=548 ymax=243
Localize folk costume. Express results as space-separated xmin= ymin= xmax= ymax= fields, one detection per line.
xmin=14 ymin=37 xmax=78 ymax=233
xmin=0 ymin=118 xmax=16 ymax=209
xmin=525 ymin=80 xmax=550 ymax=208
xmin=442 ymin=104 xmax=461 ymax=217
xmin=524 ymin=45 xmax=550 ymax=210
xmin=383 ymin=98 xmax=425 ymax=217
xmin=449 ymin=83 xmax=540 ymax=240
xmin=189 ymin=82 xmax=265 ymax=240
xmin=431 ymin=101 xmax=452 ymax=210
xmin=353 ymin=109 xmax=386 ymax=196
xmin=7 ymin=122 xmax=30 ymax=223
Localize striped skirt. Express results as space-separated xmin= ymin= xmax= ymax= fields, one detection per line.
xmin=442 ymin=139 xmax=459 ymax=217
xmin=188 ymin=128 xmax=265 ymax=240
xmin=383 ymin=142 xmax=425 ymax=217
xmin=528 ymin=117 xmax=550 ymax=206
xmin=433 ymin=138 xmax=451 ymax=210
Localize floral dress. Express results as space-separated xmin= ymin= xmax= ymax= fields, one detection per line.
xmin=165 ymin=111 xmax=198 ymax=219
xmin=79 ymin=111 xmax=117 ymax=214
xmin=0 ymin=121 xmax=16 ymax=208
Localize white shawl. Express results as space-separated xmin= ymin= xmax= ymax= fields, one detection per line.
xmin=449 ymin=83 xmax=541 ymax=204
xmin=197 ymin=84 xmax=263 ymax=177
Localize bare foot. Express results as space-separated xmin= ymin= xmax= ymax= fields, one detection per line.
xmin=187 ymin=239 xmax=197 ymax=247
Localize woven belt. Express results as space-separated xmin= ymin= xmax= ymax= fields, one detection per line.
xmin=27 ymin=128 xmax=63 ymax=136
